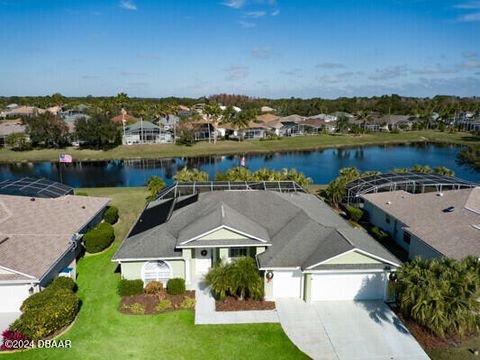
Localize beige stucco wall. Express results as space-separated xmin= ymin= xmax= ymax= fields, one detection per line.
xmin=323 ymin=251 xmax=382 ymax=265
xmin=120 ymin=260 xmax=185 ymax=281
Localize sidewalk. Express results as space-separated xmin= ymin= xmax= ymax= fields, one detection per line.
xmin=194 ymin=281 xmax=278 ymax=325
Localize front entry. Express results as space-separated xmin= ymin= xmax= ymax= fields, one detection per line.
xmin=195 ymin=248 xmax=213 ymax=275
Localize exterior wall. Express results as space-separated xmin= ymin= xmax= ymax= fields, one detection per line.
xmin=120 ymin=260 xmax=185 ymax=282
xmin=409 ymin=235 xmax=443 ymax=260
xmin=363 ymin=201 xmax=409 ymax=251
xmin=323 ymin=251 xmax=382 ymax=265
xmin=256 ymin=247 xmax=266 ymax=255
xmin=197 ymin=228 xmax=248 ymax=241
xmin=40 ymin=243 xmax=81 ymax=288
xmin=0 ymin=283 xmax=32 ymax=312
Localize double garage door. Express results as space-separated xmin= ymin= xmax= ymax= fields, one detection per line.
xmin=310 ymin=272 xmax=387 ymax=301
xmin=272 ymin=270 xmax=387 ymax=301
xmin=0 ymin=284 xmax=31 ymax=312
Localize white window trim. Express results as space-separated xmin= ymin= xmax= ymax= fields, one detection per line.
xmin=141 ymin=260 xmax=172 ymax=286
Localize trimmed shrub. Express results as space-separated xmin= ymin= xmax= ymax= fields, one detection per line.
xmin=166 ymin=278 xmax=186 ymax=295
xmin=83 ymin=222 xmax=115 ymax=253
xmin=371 ymin=226 xmax=389 ymax=241
xmin=346 ymin=206 xmax=364 ymax=222
xmin=14 ymin=288 xmax=80 ymax=340
xmin=144 ymin=281 xmax=163 ymax=295
xmin=118 ymin=279 xmax=144 ymax=296
xmin=178 ymin=296 xmax=195 ymax=309
xmin=103 ymin=206 xmax=119 ymax=225
xmin=155 ymin=299 xmax=173 ymax=312
xmin=48 ymin=277 xmax=77 ymax=293
xmin=122 ymin=303 xmax=145 ymax=315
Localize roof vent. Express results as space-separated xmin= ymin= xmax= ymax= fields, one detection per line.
xmin=386 ymin=201 xmax=392 ymax=205
xmin=30 ymin=197 xmax=36 ymax=201
xmin=437 ymin=192 xmax=444 ymax=197
xmin=443 ymin=206 xmax=455 ymax=213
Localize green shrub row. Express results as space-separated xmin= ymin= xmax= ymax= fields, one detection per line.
xmin=83 ymin=222 xmax=115 ymax=253
xmin=166 ymin=278 xmax=186 ymax=295
xmin=13 ymin=278 xmax=80 ymax=340
xmin=118 ymin=279 xmax=144 ymax=296
xmin=103 ymin=206 xmax=119 ymax=225
xmin=345 ymin=206 xmax=364 ymax=222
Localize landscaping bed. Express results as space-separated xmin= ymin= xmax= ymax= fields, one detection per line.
xmin=120 ymin=290 xmax=195 ymax=315
xmin=216 ymin=296 xmax=275 ymax=312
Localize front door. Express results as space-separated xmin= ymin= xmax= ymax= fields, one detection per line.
xmin=195 ymin=248 xmax=212 ymax=275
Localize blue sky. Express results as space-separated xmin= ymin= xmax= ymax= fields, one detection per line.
xmin=0 ymin=0 xmax=479 ymax=98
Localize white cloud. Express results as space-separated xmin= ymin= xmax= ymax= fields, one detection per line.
xmin=271 ymin=9 xmax=280 ymax=16
xmin=412 ymin=64 xmax=457 ymax=75
xmin=119 ymin=0 xmax=137 ymax=10
xmin=244 ymin=11 xmax=266 ymax=18
xmin=368 ymin=65 xmax=408 ymax=81
xmin=454 ymin=1 xmax=480 ymax=9
xmin=463 ymin=51 xmax=478 ymax=59
xmin=223 ymin=0 xmax=246 ymax=9
xmin=238 ymin=20 xmax=256 ymax=28
xmin=225 ymin=66 xmax=249 ymax=80
xmin=460 ymin=59 xmax=480 ymax=68
xmin=251 ymin=47 xmax=272 ymax=59
xmin=457 ymin=12 xmax=480 ymax=21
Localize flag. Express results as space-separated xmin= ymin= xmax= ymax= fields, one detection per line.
xmin=59 ymin=153 xmax=73 ymax=163
xmin=240 ymin=156 xmax=246 ymax=167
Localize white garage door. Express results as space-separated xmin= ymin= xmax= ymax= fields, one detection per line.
xmin=311 ymin=272 xmax=386 ymax=301
xmin=0 ymin=284 xmax=31 ymax=312
xmin=273 ymin=270 xmax=302 ymax=299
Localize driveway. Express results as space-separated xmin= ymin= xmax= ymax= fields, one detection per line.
xmin=276 ymin=299 xmax=429 ymax=360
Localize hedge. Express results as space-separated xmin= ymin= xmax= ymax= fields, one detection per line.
xmin=346 ymin=206 xmax=364 ymax=222
xmin=48 ymin=277 xmax=77 ymax=292
xmin=103 ymin=206 xmax=119 ymax=225
xmin=166 ymin=278 xmax=186 ymax=295
xmin=118 ymin=279 xmax=144 ymax=296
xmin=83 ymin=222 xmax=115 ymax=253
xmin=14 ymin=287 xmax=80 ymax=340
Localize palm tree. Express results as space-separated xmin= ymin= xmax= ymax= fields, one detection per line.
xmin=204 ymin=102 xmax=222 ymax=143
xmin=336 ymin=115 xmax=350 ymax=133
xmin=433 ymin=166 xmax=455 ymax=176
xmin=174 ymin=168 xmax=210 ymax=182
xmin=231 ymin=109 xmax=256 ymax=141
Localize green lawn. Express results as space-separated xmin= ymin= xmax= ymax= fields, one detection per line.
xmin=0 ymin=131 xmax=478 ymax=163
xmin=428 ymin=337 xmax=480 ymax=360
xmin=5 ymin=187 xmax=306 ymax=360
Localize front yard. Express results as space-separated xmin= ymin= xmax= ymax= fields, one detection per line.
xmin=5 ymin=187 xmax=306 ymax=360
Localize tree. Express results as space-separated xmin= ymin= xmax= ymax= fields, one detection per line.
xmin=146 ymin=176 xmax=166 ymax=201
xmin=336 ymin=115 xmax=350 ymax=133
xmin=174 ymin=168 xmax=210 ymax=182
xmin=24 ymin=113 xmax=69 ymax=148
xmin=5 ymin=132 xmax=30 ymax=151
xmin=203 ymin=102 xmax=222 ymax=143
xmin=234 ymin=109 xmax=256 ymax=140
xmin=74 ymin=114 xmax=121 ymax=149
xmin=395 ymin=257 xmax=480 ymax=337
xmin=433 ymin=166 xmax=455 ymax=176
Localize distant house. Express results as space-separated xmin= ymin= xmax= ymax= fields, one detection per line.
xmin=154 ymin=114 xmax=180 ymax=130
xmin=278 ymin=114 xmax=305 ymax=124
xmin=0 ymin=106 xmax=45 ymax=119
xmin=260 ymin=105 xmax=275 ymax=113
xmin=0 ymin=120 xmax=27 ymax=147
xmin=0 ymin=179 xmax=109 ymax=312
xmin=123 ymin=120 xmax=172 ymax=144
xmin=299 ymin=119 xmax=336 ymax=134
xmin=362 ymin=187 xmax=480 ymax=260
xmin=256 ymin=113 xmax=280 ymax=123
xmin=111 ymin=113 xmax=137 ymax=124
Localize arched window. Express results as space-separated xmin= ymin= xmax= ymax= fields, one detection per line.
xmin=142 ymin=261 xmax=172 ymax=286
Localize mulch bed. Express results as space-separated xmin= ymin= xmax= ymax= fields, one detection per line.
xmin=389 ymin=303 xmax=477 ymax=350
xmin=215 ymin=296 xmax=275 ymax=312
xmin=119 ymin=290 xmax=195 ymax=315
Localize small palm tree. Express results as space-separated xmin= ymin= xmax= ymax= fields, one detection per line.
xmin=174 ymin=168 xmax=210 ymax=182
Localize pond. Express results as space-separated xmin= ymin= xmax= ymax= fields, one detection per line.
xmin=0 ymin=143 xmax=478 ymax=187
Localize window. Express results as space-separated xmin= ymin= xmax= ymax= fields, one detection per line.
xmin=229 ymin=248 xmax=248 ymax=258
xmin=403 ymin=231 xmax=411 ymax=244
xmin=385 ymin=215 xmax=391 ymax=224
xmin=142 ymin=260 xmax=171 ymax=285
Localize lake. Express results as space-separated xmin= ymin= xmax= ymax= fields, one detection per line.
xmin=0 ymin=143 xmax=479 ymax=187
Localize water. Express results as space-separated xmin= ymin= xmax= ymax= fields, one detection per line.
xmin=0 ymin=143 xmax=478 ymax=187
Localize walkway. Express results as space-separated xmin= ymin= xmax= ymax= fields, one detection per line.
xmin=276 ymin=298 xmax=430 ymax=360
xmin=194 ymin=281 xmax=278 ymax=325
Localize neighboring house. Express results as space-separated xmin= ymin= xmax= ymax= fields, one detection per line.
xmin=111 ymin=113 xmax=137 ymax=124
xmin=0 ymin=120 xmax=27 ymax=147
xmin=256 ymin=113 xmax=280 ymax=123
xmin=362 ymin=188 xmax=480 ymax=260
xmin=298 ymin=119 xmax=336 ymax=133
xmin=113 ymin=183 xmax=400 ymax=302
xmin=154 ymin=114 xmax=180 ymax=130
xmin=123 ymin=120 xmax=173 ymax=144
xmin=0 ymin=179 xmax=109 ymax=312
xmin=0 ymin=106 xmax=46 ymax=119
xmin=278 ymin=114 xmax=305 ymax=124
xmin=260 ymin=106 xmax=275 ymax=113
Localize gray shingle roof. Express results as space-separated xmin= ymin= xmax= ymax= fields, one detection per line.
xmin=114 ymin=190 xmax=400 ymax=268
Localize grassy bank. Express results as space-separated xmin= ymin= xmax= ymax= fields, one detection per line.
xmin=1 ymin=131 xmax=478 ymax=163
xmin=6 ymin=187 xmax=306 ymax=360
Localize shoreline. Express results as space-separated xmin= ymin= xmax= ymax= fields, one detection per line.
xmin=0 ymin=131 xmax=476 ymax=164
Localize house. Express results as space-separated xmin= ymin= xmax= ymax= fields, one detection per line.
xmin=0 ymin=120 xmax=27 ymax=147
xmin=362 ymin=187 xmax=480 ymax=260
xmin=113 ymin=183 xmax=400 ymax=302
xmin=111 ymin=113 xmax=137 ymax=124
xmin=0 ymin=106 xmax=46 ymax=119
xmin=154 ymin=114 xmax=180 ymax=130
xmin=256 ymin=113 xmax=280 ymax=123
xmin=260 ymin=106 xmax=275 ymax=113
xmin=278 ymin=114 xmax=305 ymax=124
xmin=123 ymin=120 xmax=173 ymax=144
xmin=298 ymin=119 xmax=336 ymax=134
xmin=0 ymin=179 xmax=109 ymax=312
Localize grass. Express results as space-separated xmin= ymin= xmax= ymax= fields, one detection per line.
xmin=5 ymin=187 xmax=306 ymax=360
xmin=428 ymin=337 xmax=480 ymax=360
xmin=0 ymin=131 xmax=478 ymax=163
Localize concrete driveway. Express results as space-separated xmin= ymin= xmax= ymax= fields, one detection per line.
xmin=276 ymin=299 xmax=429 ymax=360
